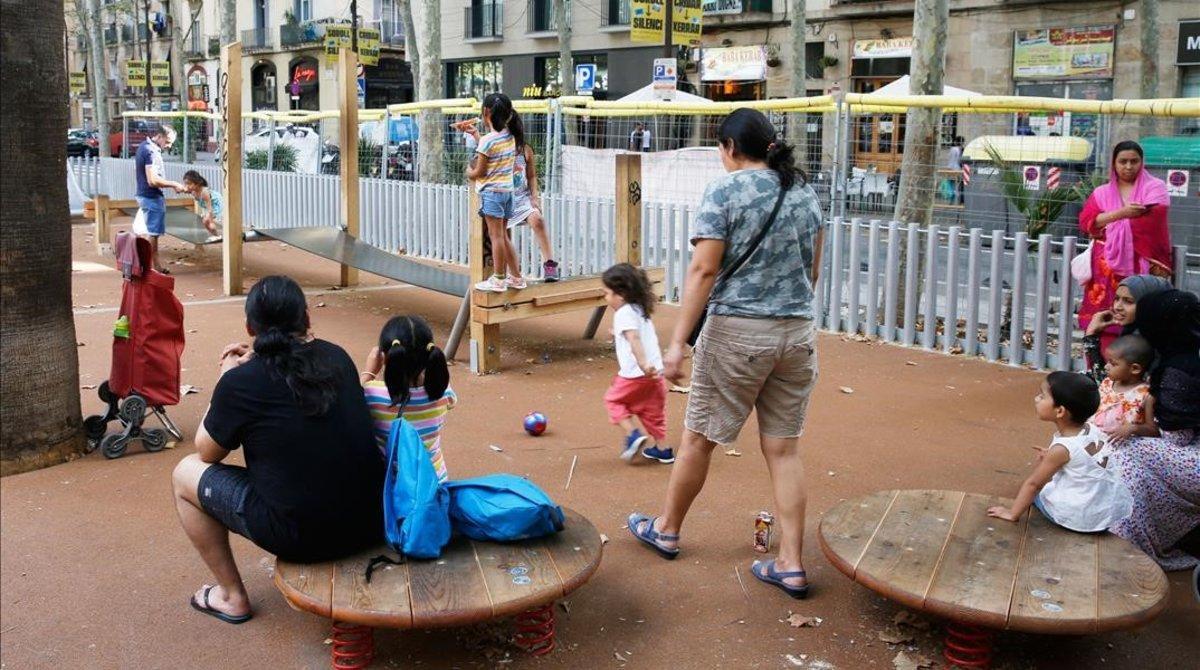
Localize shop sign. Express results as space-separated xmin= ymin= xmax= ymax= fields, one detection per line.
xmin=653 ymin=58 xmax=676 ymax=100
xmin=1023 ymin=165 xmax=1041 ymax=191
xmin=853 ymin=37 xmax=913 ymax=59
xmin=702 ymin=0 xmax=742 ymax=16
xmin=700 ymin=45 xmax=767 ymax=82
xmin=1167 ymin=169 xmax=1189 ymax=198
xmin=69 ymin=71 xmax=87 ymax=93
xmin=674 ymin=0 xmax=703 ymax=46
xmin=631 ymin=0 xmax=665 ymax=44
xmin=1013 ymin=26 xmax=1115 ymax=79
xmin=126 ymin=59 xmax=147 ymax=88
xmin=357 ymin=28 xmax=380 ymax=66
xmin=1178 ymin=20 xmax=1200 ymax=66
xmin=150 ymin=61 xmax=171 ymax=88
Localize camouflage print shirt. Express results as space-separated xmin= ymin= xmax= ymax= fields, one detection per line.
xmin=692 ymin=169 xmax=825 ymax=319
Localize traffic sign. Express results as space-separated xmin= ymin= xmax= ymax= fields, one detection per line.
xmin=575 ymin=64 xmax=597 ymax=94
xmin=652 ymin=58 xmax=676 ymax=101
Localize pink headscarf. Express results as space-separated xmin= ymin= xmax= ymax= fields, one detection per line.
xmin=1093 ymin=154 xmax=1170 ymax=277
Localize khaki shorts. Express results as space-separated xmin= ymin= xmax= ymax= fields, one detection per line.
xmin=684 ymin=315 xmax=818 ymax=444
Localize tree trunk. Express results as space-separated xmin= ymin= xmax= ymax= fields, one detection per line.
xmin=1140 ymin=0 xmax=1159 ymax=135
xmin=1 ymin=0 xmax=87 ymax=475
xmin=398 ymin=0 xmax=419 ymax=97
xmin=892 ymin=0 xmax=947 ymax=227
xmin=786 ymin=0 xmax=806 ymax=145
xmin=170 ymin=0 xmax=187 ymax=112
xmin=220 ymin=0 xmax=236 ymax=46
xmin=417 ymin=0 xmax=444 ymax=182
xmin=87 ymin=0 xmax=111 ymax=153
xmin=555 ymin=0 xmax=574 ymax=96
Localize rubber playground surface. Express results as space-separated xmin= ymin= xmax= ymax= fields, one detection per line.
xmin=1 ymin=220 xmax=1197 ymax=670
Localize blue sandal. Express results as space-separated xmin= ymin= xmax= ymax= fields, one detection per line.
xmin=751 ymin=559 xmax=810 ymax=599
xmin=626 ymin=513 xmax=680 ymax=560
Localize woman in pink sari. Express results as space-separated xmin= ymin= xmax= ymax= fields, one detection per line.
xmin=1077 ymin=140 xmax=1173 ymax=362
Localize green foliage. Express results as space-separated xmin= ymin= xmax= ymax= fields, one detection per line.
xmin=983 ymin=143 xmax=1090 ymax=238
xmin=168 ymin=116 xmax=206 ymax=162
xmin=245 ymin=144 xmax=298 ymax=172
xmin=358 ymin=137 xmax=382 ymax=177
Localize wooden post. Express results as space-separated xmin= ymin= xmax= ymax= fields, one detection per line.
xmin=338 ymin=48 xmax=360 ymax=287
xmin=614 ymin=153 xmax=642 ymax=265
xmin=468 ymin=188 xmax=500 ymax=374
xmin=94 ymin=194 xmax=110 ymax=256
xmin=221 ymin=42 xmax=244 ymax=296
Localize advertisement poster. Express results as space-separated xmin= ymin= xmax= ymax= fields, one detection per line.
xmin=325 ymin=24 xmax=352 ymax=59
xmin=700 ymin=45 xmax=767 ymax=82
xmin=631 ymin=1 xmax=665 ymax=44
xmin=357 ymin=27 xmax=381 ymax=66
xmin=702 ymin=0 xmax=742 ymax=15
xmin=69 ymin=71 xmax=87 ymax=93
xmin=126 ymin=60 xmax=147 ymax=88
xmin=150 ymin=61 xmax=171 ymax=88
xmin=1013 ymin=26 xmax=1115 ymax=79
xmin=674 ymin=0 xmax=703 ymax=46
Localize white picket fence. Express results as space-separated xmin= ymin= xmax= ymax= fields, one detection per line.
xmin=75 ymin=158 xmax=1199 ymax=373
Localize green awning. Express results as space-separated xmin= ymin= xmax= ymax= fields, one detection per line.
xmin=1139 ymin=136 xmax=1200 ymax=168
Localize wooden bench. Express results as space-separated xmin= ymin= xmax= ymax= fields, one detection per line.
xmin=819 ymin=489 xmax=1169 ymax=668
xmin=274 ymin=507 xmax=603 ymax=669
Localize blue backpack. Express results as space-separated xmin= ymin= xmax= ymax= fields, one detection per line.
xmin=445 ymin=474 xmax=565 ymax=542
xmin=382 ymin=417 xmax=451 ymax=559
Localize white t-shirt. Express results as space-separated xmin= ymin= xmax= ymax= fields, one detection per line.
xmin=641 ymin=128 xmax=652 ymax=149
xmin=613 ymin=304 xmax=663 ymax=378
xmin=947 ymin=145 xmax=962 ymax=170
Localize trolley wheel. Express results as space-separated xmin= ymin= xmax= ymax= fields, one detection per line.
xmin=101 ymin=433 xmax=128 ymax=459
xmin=119 ymin=394 xmax=147 ymax=426
xmin=142 ymin=428 xmax=168 ymax=452
xmin=97 ymin=381 xmax=115 ymax=403
xmin=83 ymin=415 xmax=109 ymax=441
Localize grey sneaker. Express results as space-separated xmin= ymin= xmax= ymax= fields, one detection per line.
xmin=543 ymin=260 xmax=560 ymax=282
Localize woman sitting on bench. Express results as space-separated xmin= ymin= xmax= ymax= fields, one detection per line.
xmin=172 ymin=276 xmax=386 ymax=624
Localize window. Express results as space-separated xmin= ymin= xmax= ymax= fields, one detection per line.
xmin=295 ymin=0 xmax=312 ymax=22
xmin=1014 ymin=80 xmax=1111 ymax=140
xmin=804 ymin=42 xmax=823 ymax=77
xmin=602 ymin=0 xmax=629 ymax=27
xmin=529 ymin=0 xmax=555 ymax=33
xmin=447 ymin=59 xmax=504 ymax=100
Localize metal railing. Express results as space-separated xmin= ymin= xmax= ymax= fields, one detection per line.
xmin=464 ymin=3 xmax=504 ymax=40
xmin=280 ymin=21 xmax=325 ymax=47
xmin=601 ymin=0 xmax=629 ymax=27
xmin=241 ymin=27 xmax=274 ymax=51
xmin=380 ymin=21 xmax=405 ymax=45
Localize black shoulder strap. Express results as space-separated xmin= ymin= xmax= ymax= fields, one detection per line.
xmin=713 ymin=185 xmax=789 ymax=290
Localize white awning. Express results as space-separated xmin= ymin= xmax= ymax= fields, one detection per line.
xmin=866 ymin=75 xmax=982 ymax=98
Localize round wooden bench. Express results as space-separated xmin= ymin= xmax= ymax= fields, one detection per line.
xmin=274 ymin=507 xmax=603 ymax=669
xmin=819 ymin=489 xmax=1169 ymax=668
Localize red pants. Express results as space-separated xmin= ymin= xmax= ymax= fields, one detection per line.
xmin=604 ymin=375 xmax=668 ymax=441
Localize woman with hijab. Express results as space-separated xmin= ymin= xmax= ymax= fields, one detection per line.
xmin=1085 ymin=275 xmax=1199 ymax=571
xmin=1077 ymin=141 xmax=1173 ymax=360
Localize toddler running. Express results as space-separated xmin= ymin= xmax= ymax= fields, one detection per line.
xmin=987 ymin=372 xmax=1132 ymax=532
xmin=1091 ymin=334 xmax=1158 ymax=443
xmin=601 ymin=263 xmax=673 ymax=464
xmin=361 ymin=315 xmax=456 ymax=482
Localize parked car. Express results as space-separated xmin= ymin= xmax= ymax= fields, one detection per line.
xmin=109 ymin=119 xmax=156 ymax=157
xmin=67 ymin=129 xmax=100 ymax=157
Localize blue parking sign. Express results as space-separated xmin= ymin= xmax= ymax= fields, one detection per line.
xmin=575 ymin=64 xmax=596 ymax=94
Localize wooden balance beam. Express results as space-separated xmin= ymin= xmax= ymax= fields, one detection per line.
xmin=468 ymin=153 xmax=661 ymax=374
xmin=89 ymin=194 xmax=196 ymax=255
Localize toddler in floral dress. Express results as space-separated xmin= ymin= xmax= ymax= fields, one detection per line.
xmin=1091 ymin=334 xmax=1159 ymax=444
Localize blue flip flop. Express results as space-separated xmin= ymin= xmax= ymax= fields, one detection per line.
xmin=626 ymin=513 xmax=680 ymax=560
xmin=190 ymin=585 xmax=252 ymax=624
xmin=751 ymin=559 xmax=810 ymax=599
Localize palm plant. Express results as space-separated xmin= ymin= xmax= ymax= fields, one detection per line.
xmin=983 ymin=143 xmax=1102 ymax=237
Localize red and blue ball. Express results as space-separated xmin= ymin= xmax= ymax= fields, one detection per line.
xmin=523 ymin=412 xmax=548 ymax=436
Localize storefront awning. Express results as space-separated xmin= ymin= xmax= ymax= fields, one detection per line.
xmin=866 ymin=75 xmax=981 ymax=98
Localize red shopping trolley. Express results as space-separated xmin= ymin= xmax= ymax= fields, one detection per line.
xmin=83 ymin=232 xmax=186 ymax=458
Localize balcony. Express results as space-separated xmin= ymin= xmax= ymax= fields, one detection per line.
xmin=186 ymin=34 xmax=207 ymax=60
xmin=280 ymin=21 xmax=325 ymax=48
xmin=464 ymin=3 xmax=503 ymax=41
xmin=380 ymin=21 xmax=405 ymax=46
xmin=527 ymin=0 xmax=556 ymax=34
xmin=241 ymin=27 xmax=274 ymax=52
xmin=601 ymin=0 xmax=629 ymax=27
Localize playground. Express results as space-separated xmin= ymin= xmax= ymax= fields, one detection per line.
xmin=0 ymin=219 xmax=1197 ymax=669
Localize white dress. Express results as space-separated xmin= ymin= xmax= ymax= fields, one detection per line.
xmin=507 ymin=150 xmax=537 ymax=229
xmin=1036 ymin=423 xmax=1134 ymax=532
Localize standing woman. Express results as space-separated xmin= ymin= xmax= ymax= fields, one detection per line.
xmin=627 ymin=108 xmax=825 ymax=599
xmin=172 ymin=276 xmax=386 ymax=623
xmin=1077 ymin=140 xmax=1173 ymax=363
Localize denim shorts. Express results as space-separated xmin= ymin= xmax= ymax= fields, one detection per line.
xmin=197 ymin=463 xmax=255 ymax=541
xmin=136 ymin=195 xmax=166 ymax=236
xmin=479 ymin=189 xmax=514 ymax=220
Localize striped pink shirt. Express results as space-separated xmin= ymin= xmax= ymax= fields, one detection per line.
xmin=363 ymin=381 xmax=456 ymax=482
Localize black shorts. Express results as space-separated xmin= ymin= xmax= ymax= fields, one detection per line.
xmin=197 ymin=463 xmax=256 ymax=541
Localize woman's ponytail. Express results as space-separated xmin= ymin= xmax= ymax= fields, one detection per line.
xmin=382 ymin=339 xmax=412 ymax=407
xmin=717 ymin=108 xmax=806 ymax=191
xmin=766 ymin=141 xmax=804 ymax=191
xmin=423 ymin=344 xmax=450 ymax=402
xmin=246 ymin=276 xmax=337 ymax=416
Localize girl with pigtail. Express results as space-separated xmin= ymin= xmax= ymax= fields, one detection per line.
xmin=361 ymin=315 xmax=457 ymax=482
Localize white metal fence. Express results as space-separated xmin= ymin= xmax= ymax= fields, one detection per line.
xmin=74 ymin=157 xmax=1199 ymax=373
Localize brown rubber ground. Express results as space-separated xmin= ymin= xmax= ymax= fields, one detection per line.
xmin=2 ymin=221 xmax=1196 ymax=670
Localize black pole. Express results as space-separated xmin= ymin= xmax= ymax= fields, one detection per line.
xmin=351 ymin=0 xmax=359 ymax=52
xmin=144 ymin=0 xmax=151 ymax=110
xmin=663 ymin=0 xmax=673 ymax=59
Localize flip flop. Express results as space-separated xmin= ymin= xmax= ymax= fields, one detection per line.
xmin=626 ymin=513 xmax=680 ymax=560
xmin=189 ymin=585 xmax=252 ymax=624
xmin=751 ymin=559 xmax=810 ymax=599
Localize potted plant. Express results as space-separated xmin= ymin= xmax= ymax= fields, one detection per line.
xmin=818 ymin=55 xmax=839 ymax=70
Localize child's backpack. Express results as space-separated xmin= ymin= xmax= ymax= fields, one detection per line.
xmin=382 ymin=417 xmax=451 ymax=559
xmin=445 ymin=474 xmax=565 ymax=542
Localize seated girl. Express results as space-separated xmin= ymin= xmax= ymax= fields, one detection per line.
xmin=360 ymin=315 xmax=456 ymax=482
xmin=988 ymin=371 xmax=1132 ymax=533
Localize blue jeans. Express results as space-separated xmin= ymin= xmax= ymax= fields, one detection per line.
xmin=479 ymin=190 xmax=514 ymax=220
xmin=136 ymin=195 xmax=166 ymax=236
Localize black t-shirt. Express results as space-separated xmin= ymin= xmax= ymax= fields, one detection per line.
xmin=203 ymin=339 xmax=385 ymax=561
